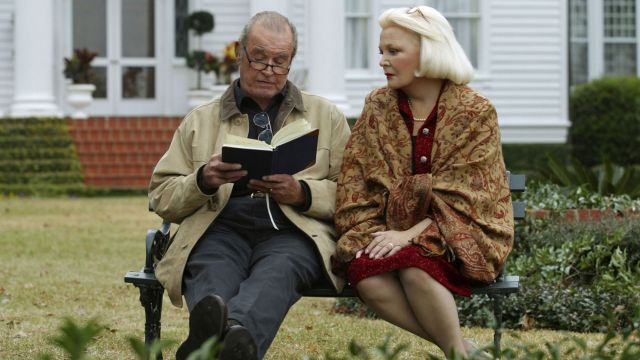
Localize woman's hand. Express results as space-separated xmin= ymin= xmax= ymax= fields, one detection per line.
xmin=355 ymin=217 xmax=433 ymax=260
xmin=363 ymin=230 xmax=413 ymax=259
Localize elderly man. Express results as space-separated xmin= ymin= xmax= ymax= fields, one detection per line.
xmin=149 ymin=11 xmax=350 ymax=360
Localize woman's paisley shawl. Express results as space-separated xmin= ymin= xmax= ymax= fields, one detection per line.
xmin=333 ymin=82 xmax=514 ymax=283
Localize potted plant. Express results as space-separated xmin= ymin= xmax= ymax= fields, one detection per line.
xmin=63 ymin=48 xmax=97 ymax=119
xmin=216 ymin=41 xmax=239 ymax=85
xmin=185 ymin=10 xmax=216 ymax=107
xmin=186 ymin=50 xmax=219 ymax=90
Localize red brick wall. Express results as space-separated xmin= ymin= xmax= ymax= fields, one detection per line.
xmin=67 ymin=117 xmax=182 ymax=189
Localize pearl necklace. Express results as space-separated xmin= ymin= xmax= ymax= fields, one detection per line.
xmin=408 ymin=98 xmax=427 ymax=122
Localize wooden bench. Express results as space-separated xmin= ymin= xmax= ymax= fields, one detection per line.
xmin=125 ymin=173 xmax=525 ymax=358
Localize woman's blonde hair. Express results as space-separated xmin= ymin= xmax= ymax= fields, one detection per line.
xmin=379 ymin=6 xmax=474 ymax=84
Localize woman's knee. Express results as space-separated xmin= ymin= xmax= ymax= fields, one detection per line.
xmin=398 ymin=267 xmax=437 ymax=290
xmin=355 ymin=273 xmax=398 ymax=303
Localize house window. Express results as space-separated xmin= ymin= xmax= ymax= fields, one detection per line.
xmin=570 ymin=0 xmax=639 ymax=86
xmin=570 ymin=0 xmax=589 ymax=86
xmin=175 ymin=0 xmax=189 ymax=58
xmin=603 ymin=0 xmax=637 ymax=76
xmin=427 ymin=0 xmax=480 ymax=68
xmin=72 ymin=0 xmax=107 ymax=98
xmin=346 ymin=0 xmax=371 ymax=69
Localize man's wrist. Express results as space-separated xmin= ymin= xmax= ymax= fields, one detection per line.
xmin=196 ymin=165 xmax=217 ymax=195
xmin=294 ymin=180 xmax=312 ymax=211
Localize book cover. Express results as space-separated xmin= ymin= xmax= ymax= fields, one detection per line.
xmin=221 ymin=120 xmax=319 ymax=187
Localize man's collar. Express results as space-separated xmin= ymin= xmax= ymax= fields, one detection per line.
xmin=220 ymin=79 xmax=305 ymax=122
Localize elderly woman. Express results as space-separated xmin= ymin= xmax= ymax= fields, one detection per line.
xmin=333 ymin=6 xmax=514 ymax=358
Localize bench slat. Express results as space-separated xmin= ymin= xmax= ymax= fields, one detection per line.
xmin=124 ymin=271 xmax=519 ymax=297
xmin=508 ymin=173 xmax=526 ymax=192
xmin=513 ymin=201 xmax=526 ymax=220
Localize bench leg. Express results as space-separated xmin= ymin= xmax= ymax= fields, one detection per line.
xmin=137 ymin=283 xmax=165 ymax=360
xmin=490 ymin=294 xmax=503 ymax=355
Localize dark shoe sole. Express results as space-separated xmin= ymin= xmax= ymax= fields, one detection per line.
xmin=219 ymin=325 xmax=258 ymax=360
xmin=176 ymin=295 xmax=227 ymax=360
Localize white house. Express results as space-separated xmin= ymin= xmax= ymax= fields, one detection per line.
xmin=0 ymin=0 xmax=638 ymax=145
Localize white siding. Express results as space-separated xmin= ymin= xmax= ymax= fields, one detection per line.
xmin=482 ymin=0 xmax=569 ymax=143
xmin=199 ymin=0 xmax=250 ymax=60
xmin=0 ymin=0 xmax=13 ymax=115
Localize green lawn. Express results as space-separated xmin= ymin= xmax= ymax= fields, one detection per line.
xmin=0 ymin=196 xmax=607 ymax=359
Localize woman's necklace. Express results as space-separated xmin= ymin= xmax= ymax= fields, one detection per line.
xmin=408 ymin=98 xmax=427 ymax=122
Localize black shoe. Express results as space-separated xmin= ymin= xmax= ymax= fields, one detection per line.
xmin=176 ymin=295 xmax=228 ymax=360
xmin=218 ymin=325 xmax=258 ymax=360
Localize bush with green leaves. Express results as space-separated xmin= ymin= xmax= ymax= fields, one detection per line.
xmin=569 ymin=76 xmax=640 ymax=167
xmin=458 ymin=217 xmax=640 ymax=333
xmin=520 ymin=181 xmax=640 ymax=212
xmin=39 ymin=314 xmax=640 ymax=360
xmin=0 ymin=117 xmax=85 ymax=196
xmin=537 ymin=155 xmax=640 ymax=198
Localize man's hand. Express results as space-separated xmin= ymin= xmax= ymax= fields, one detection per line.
xmin=249 ymin=174 xmax=304 ymax=206
xmin=201 ymin=153 xmax=247 ymax=190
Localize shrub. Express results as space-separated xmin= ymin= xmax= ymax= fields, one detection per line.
xmin=520 ymin=181 xmax=640 ymax=212
xmin=458 ymin=217 xmax=640 ymax=333
xmin=0 ymin=118 xmax=84 ymax=196
xmin=569 ymin=77 xmax=640 ymax=167
xmin=502 ymin=144 xmax=571 ymax=181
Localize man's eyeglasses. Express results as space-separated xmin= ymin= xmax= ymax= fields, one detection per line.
xmin=253 ymin=112 xmax=273 ymax=144
xmin=242 ymin=45 xmax=291 ymax=75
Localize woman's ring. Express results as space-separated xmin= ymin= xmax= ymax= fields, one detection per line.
xmin=388 ymin=242 xmax=394 ymax=248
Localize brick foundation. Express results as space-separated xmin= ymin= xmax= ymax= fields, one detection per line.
xmin=67 ymin=117 xmax=182 ymax=189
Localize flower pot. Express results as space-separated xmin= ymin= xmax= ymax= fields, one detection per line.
xmin=187 ymin=88 xmax=214 ymax=109
xmin=67 ymin=83 xmax=96 ymax=119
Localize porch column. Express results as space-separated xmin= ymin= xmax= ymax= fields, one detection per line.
xmin=9 ymin=0 xmax=61 ymax=117
xmin=306 ymin=0 xmax=350 ymax=113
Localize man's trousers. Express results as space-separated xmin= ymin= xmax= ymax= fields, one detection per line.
xmin=182 ymin=196 xmax=322 ymax=358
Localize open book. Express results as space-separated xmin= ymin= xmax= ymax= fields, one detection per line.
xmin=222 ymin=119 xmax=319 ymax=187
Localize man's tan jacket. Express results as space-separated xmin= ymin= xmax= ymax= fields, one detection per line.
xmin=149 ymin=82 xmax=350 ymax=307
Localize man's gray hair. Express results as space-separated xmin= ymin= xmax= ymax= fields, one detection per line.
xmin=239 ymin=11 xmax=298 ymax=59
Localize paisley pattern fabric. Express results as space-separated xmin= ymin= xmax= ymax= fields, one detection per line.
xmin=333 ymin=82 xmax=514 ymax=284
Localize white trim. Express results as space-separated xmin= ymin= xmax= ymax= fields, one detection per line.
xmin=587 ymin=0 xmax=604 ymax=80
xmin=559 ymin=0 xmax=569 ymax=140
xmin=637 ymin=0 xmax=640 ymax=75
xmin=477 ymin=0 xmax=490 ymax=78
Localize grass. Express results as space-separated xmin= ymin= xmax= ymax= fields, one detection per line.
xmin=0 ymin=196 xmax=608 ymax=359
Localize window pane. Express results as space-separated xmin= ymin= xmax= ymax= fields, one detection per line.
xmin=72 ymin=0 xmax=107 ymax=56
xmin=432 ymin=0 xmax=479 ymax=13
xmin=122 ymin=0 xmax=155 ymax=57
xmin=91 ymin=66 xmax=108 ymax=99
xmin=122 ymin=66 xmax=155 ymax=98
xmin=346 ymin=18 xmax=369 ymax=69
xmin=604 ymin=43 xmax=637 ymax=76
xmin=346 ymin=0 xmax=368 ymax=13
xmin=604 ymin=0 xmax=636 ymax=37
xmin=570 ymin=42 xmax=589 ymax=86
xmin=570 ymin=0 xmax=589 ymax=38
xmin=175 ymin=0 xmax=189 ymax=57
xmin=429 ymin=0 xmax=480 ymax=68
xmin=345 ymin=0 xmax=370 ymax=69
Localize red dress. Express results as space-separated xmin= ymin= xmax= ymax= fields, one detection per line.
xmin=346 ymin=91 xmax=472 ymax=297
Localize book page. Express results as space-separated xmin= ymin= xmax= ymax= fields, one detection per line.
xmin=272 ymin=119 xmax=315 ymax=146
xmin=224 ymin=134 xmax=272 ymax=150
